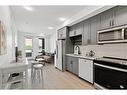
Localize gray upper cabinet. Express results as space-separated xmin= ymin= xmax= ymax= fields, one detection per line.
xmin=100 ymin=6 xmax=127 ymax=30
xmin=90 ymin=16 xmax=100 ymax=45
xmin=82 ymin=16 xmax=99 ymax=45
xmin=114 ymin=6 xmax=127 ymax=26
xmin=57 ymin=27 xmax=67 ymax=40
xmin=69 ymin=26 xmax=75 ymax=37
xmin=82 ymin=20 xmax=90 ymax=45
xmin=100 ymin=8 xmax=114 ymax=30
xmin=69 ymin=22 xmax=83 ymax=37
xmin=75 ymin=22 xmax=83 ymax=36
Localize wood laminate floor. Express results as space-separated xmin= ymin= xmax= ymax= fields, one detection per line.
xmin=27 ymin=63 xmax=94 ymax=89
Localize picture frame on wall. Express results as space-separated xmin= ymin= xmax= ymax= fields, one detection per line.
xmin=0 ymin=20 xmax=7 ymax=55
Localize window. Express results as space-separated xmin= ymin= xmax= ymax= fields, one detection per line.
xmin=25 ymin=37 xmax=33 ymax=57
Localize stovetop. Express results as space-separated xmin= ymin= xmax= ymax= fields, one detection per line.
xmin=94 ymin=56 xmax=127 ymax=66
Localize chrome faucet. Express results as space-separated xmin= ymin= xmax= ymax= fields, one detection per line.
xmin=75 ymin=45 xmax=81 ymax=55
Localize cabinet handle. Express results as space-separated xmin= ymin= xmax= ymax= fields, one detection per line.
xmin=109 ymin=20 xmax=111 ymax=26
xmin=74 ymin=31 xmax=76 ymax=35
xmin=112 ymin=20 xmax=114 ymax=26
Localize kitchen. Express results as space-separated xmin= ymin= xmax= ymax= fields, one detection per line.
xmin=55 ymin=6 xmax=127 ymax=89
xmin=0 ymin=5 xmax=127 ymax=90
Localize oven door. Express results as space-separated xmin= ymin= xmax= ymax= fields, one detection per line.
xmin=94 ymin=63 xmax=127 ymax=89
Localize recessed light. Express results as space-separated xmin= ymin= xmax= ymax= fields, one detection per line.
xmin=23 ymin=6 xmax=34 ymax=11
xmin=48 ymin=27 xmax=54 ymax=30
xmin=59 ymin=17 xmax=66 ymax=21
xmin=38 ymin=33 xmax=44 ymax=37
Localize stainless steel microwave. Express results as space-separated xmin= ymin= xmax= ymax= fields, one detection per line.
xmin=97 ymin=25 xmax=127 ymax=44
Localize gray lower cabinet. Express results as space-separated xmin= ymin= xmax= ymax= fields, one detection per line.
xmin=66 ymin=56 xmax=73 ymax=72
xmin=66 ymin=56 xmax=78 ymax=75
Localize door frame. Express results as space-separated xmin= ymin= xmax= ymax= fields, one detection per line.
xmin=24 ymin=36 xmax=34 ymax=60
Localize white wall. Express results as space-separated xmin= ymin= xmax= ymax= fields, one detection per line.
xmin=45 ymin=36 xmax=50 ymax=53
xmin=18 ymin=32 xmax=51 ymax=59
xmin=50 ymin=32 xmax=57 ymax=53
xmin=0 ymin=6 xmax=17 ymax=65
xmin=18 ymin=32 xmax=38 ymax=59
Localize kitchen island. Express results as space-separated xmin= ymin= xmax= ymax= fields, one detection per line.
xmin=0 ymin=58 xmax=30 ymax=89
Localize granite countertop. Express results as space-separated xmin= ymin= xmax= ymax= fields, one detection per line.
xmin=66 ymin=54 xmax=99 ymax=60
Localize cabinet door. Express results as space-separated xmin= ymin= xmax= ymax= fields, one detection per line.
xmin=57 ymin=32 xmax=61 ymax=39
xmin=61 ymin=27 xmax=67 ymax=39
xmin=69 ymin=26 xmax=75 ymax=37
xmin=57 ymin=27 xmax=67 ymax=39
xmin=90 ymin=16 xmax=100 ymax=45
xmin=114 ymin=6 xmax=127 ymax=26
xmin=66 ymin=56 xmax=73 ymax=72
xmin=72 ymin=57 xmax=78 ymax=75
xmin=75 ymin=23 xmax=83 ymax=36
xmin=100 ymin=9 xmax=113 ymax=30
xmin=82 ymin=20 xmax=90 ymax=45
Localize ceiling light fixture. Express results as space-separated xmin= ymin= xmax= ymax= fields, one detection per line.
xmin=59 ymin=17 xmax=66 ymax=21
xmin=38 ymin=33 xmax=44 ymax=37
xmin=48 ymin=27 xmax=54 ymax=30
xmin=23 ymin=6 xmax=34 ymax=11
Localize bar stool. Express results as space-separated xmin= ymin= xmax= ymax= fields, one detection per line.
xmin=33 ymin=64 xmax=44 ymax=77
xmin=32 ymin=63 xmax=44 ymax=86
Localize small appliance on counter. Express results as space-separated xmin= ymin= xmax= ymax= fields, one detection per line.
xmin=89 ymin=50 xmax=95 ymax=57
xmin=85 ymin=50 xmax=95 ymax=57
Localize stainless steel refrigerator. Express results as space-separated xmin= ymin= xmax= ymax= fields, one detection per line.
xmin=55 ymin=40 xmax=66 ymax=71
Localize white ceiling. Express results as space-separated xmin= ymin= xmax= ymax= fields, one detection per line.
xmin=11 ymin=6 xmax=113 ymax=37
xmin=11 ymin=6 xmax=88 ymax=36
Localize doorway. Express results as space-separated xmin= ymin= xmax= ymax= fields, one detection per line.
xmin=25 ymin=37 xmax=33 ymax=59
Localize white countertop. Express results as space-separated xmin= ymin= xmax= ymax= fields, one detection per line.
xmin=0 ymin=58 xmax=29 ymax=69
xmin=66 ymin=54 xmax=99 ymax=60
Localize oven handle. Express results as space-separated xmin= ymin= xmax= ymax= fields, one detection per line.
xmin=94 ymin=63 xmax=127 ymax=72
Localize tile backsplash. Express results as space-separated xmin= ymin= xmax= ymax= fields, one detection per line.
xmin=80 ymin=43 xmax=127 ymax=59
